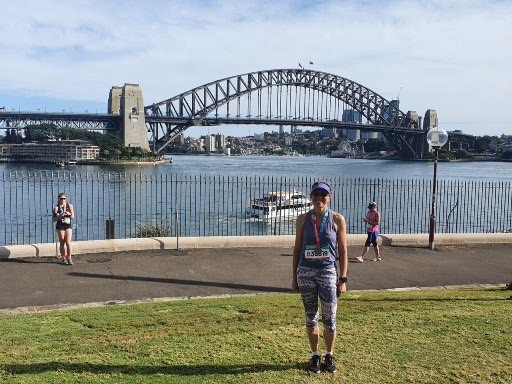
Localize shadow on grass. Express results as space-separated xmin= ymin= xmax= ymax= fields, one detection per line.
xmin=345 ymin=288 xmax=509 ymax=302
xmin=68 ymin=272 xmax=293 ymax=293
xmin=0 ymin=362 xmax=303 ymax=376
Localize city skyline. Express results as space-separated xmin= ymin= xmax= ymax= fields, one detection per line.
xmin=1 ymin=0 xmax=511 ymax=138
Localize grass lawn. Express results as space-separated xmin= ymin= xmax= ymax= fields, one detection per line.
xmin=0 ymin=288 xmax=510 ymax=383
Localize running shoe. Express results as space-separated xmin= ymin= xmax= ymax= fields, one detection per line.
xmin=355 ymin=256 xmax=364 ymax=263
xmin=68 ymin=259 xmax=74 ymax=265
xmin=308 ymin=354 xmax=321 ymax=374
xmin=61 ymin=259 xmax=68 ymax=265
xmin=371 ymin=257 xmax=382 ymax=262
xmin=323 ymin=353 xmax=337 ymax=373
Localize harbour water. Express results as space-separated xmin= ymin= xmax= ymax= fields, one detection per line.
xmin=1 ymin=156 xmax=511 ymax=246
xmin=1 ymin=155 xmax=512 ymax=181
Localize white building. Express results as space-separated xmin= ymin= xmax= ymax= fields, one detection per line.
xmin=0 ymin=140 xmax=100 ymax=161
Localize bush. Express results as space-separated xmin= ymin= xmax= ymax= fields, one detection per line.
xmin=134 ymin=219 xmax=173 ymax=237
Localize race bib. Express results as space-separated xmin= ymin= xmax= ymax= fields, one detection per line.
xmin=304 ymin=244 xmax=330 ymax=261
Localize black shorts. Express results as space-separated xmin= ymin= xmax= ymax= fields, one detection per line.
xmin=56 ymin=223 xmax=72 ymax=231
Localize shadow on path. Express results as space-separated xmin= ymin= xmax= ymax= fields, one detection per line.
xmin=69 ymin=272 xmax=293 ymax=293
xmin=0 ymin=258 xmax=59 ymax=264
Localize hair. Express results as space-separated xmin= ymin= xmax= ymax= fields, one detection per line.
xmin=58 ymin=192 xmax=66 ymax=199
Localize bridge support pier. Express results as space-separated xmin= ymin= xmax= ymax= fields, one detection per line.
xmin=108 ymin=84 xmax=149 ymax=151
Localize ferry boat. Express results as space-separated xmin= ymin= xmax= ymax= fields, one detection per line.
xmin=246 ymin=191 xmax=312 ymax=220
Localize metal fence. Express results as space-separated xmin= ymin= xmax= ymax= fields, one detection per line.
xmin=2 ymin=171 xmax=512 ymax=246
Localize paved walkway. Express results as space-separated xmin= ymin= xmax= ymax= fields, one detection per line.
xmin=1 ymin=243 xmax=511 ymax=313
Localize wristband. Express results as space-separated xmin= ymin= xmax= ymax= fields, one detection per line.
xmin=339 ymin=276 xmax=348 ymax=284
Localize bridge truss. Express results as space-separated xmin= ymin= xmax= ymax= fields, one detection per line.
xmin=0 ymin=112 xmax=119 ymax=131
xmin=145 ymin=69 xmax=425 ymax=158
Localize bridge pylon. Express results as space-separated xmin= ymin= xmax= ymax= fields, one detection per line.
xmin=108 ymin=84 xmax=149 ymax=151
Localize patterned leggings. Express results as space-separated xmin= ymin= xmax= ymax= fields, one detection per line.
xmin=296 ymin=266 xmax=338 ymax=333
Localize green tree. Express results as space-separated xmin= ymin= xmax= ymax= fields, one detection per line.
xmin=24 ymin=124 xmax=59 ymax=142
xmin=474 ymin=136 xmax=492 ymax=153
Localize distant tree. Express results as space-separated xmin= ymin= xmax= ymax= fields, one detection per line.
xmin=502 ymin=151 xmax=512 ymax=160
xmin=113 ymin=149 xmax=122 ymax=160
xmin=363 ymin=139 xmax=387 ymax=153
xmin=24 ymin=124 xmax=59 ymax=142
xmin=453 ymin=150 xmax=473 ymax=159
xmin=474 ymin=136 xmax=492 ymax=153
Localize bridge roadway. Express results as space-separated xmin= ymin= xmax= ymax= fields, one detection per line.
xmin=0 ymin=234 xmax=510 ymax=313
xmin=145 ymin=116 xmax=423 ymax=134
xmin=0 ymin=111 xmax=421 ymax=134
xmin=0 ymin=111 xmax=118 ymax=131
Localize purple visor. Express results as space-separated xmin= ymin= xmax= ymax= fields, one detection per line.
xmin=310 ymin=183 xmax=331 ymax=195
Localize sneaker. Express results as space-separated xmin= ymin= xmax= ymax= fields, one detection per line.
xmin=371 ymin=257 xmax=382 ymax=262
xmin=67 ymin=258 xmax=74 ymax=265
xmin=61 ymin=259 xmax=68 ymax=265
xmin=355 ymin=256 xmax=364 ymax=263
xmin=308 ymin=354 xmax=321 ymax=374
xmin=323 ymin=353 xmax=337 ymax=373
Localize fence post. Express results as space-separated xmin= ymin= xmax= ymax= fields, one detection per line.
xmin=106 ymin=219 xmax=115 ymax=239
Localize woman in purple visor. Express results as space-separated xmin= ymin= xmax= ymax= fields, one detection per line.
xmin=292 ymin=181 xmax=348 ymax=374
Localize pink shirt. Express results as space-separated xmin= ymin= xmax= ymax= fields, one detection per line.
xmin=366 ymin=211 xmax=380 ymax=232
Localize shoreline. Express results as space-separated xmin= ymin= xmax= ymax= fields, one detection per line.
xmin=1 ymin=154 xmax=508 ymax=164
xmin=0 ymin=159 xmax=171 ymax=166
xmin=167 ymin=153 xmax=506 ymax=162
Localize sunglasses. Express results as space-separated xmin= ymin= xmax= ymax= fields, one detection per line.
xmin=59 ymin=197 xmax=67 ymax=200
xmin=311 ymin=191 xmax=328 ymax=197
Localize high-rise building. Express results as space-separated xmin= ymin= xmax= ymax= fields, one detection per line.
xmin=382 ymin=99 xmax=400 ymax=124
xmin=361 ymin=131 xmax=379 ymax=141
xmin=205 ymin=135 xmax=216 ymax=152
xmin=423 ymin=109 xmax=438 ymax=131
xmin=215 ymin=134 xmax=225 ymax=149
xmin=321 ymin=128 xmax=338 ymax=139
xmin=342 ymin=109 xmax=362 ymax=142
xmin=342 ymin=109 xmax=362 ymax=123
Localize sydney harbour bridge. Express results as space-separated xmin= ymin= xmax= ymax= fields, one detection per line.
xmin=0 ymin=69 xmax=434 ymax=159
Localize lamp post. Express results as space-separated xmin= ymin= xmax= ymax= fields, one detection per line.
xmin=426 ymin=127 xmax=448 ymax=250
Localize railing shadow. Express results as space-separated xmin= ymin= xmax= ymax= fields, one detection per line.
xmin=0 ymin=361 xmax=303 ymax=376
xmin=0 ymin=257 xmax=60 ymax=264
xmin=68 ymin=272 xmax=293 ymax=293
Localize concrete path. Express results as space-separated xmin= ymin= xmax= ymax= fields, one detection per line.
xmin=1 ymin=244 xmax=511 ymax=313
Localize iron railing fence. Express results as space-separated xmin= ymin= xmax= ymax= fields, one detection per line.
xmin=1 ymin=171 xmax=512 ymax=246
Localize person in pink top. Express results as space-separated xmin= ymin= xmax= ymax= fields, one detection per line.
xmin=356 ymin=202 xmax=381 ymax=262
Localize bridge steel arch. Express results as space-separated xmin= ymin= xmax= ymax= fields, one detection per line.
xmin=145 ymin=69 xmax=425 ymax=158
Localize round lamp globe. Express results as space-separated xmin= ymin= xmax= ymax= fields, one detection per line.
xmin=426 ymin=127 xmax=448 ymax=149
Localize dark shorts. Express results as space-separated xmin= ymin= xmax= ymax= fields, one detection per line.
xmin=56 ymin=223 xmax=72 ymax=231
xmin=365 ymin=231 xmax=379 ymax=247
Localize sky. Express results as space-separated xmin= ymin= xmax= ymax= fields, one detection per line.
xmin=1 ymin=0 xmax=511 ymax=138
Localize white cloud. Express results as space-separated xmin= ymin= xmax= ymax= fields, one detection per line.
xmin=0 ymin=0 xmax=511 ymax=136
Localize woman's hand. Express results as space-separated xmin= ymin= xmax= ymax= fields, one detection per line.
xmin=292 ymin=278 xmax=299 ymax=292
xmin=336 ymin=282 xmax=347 ymax=297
